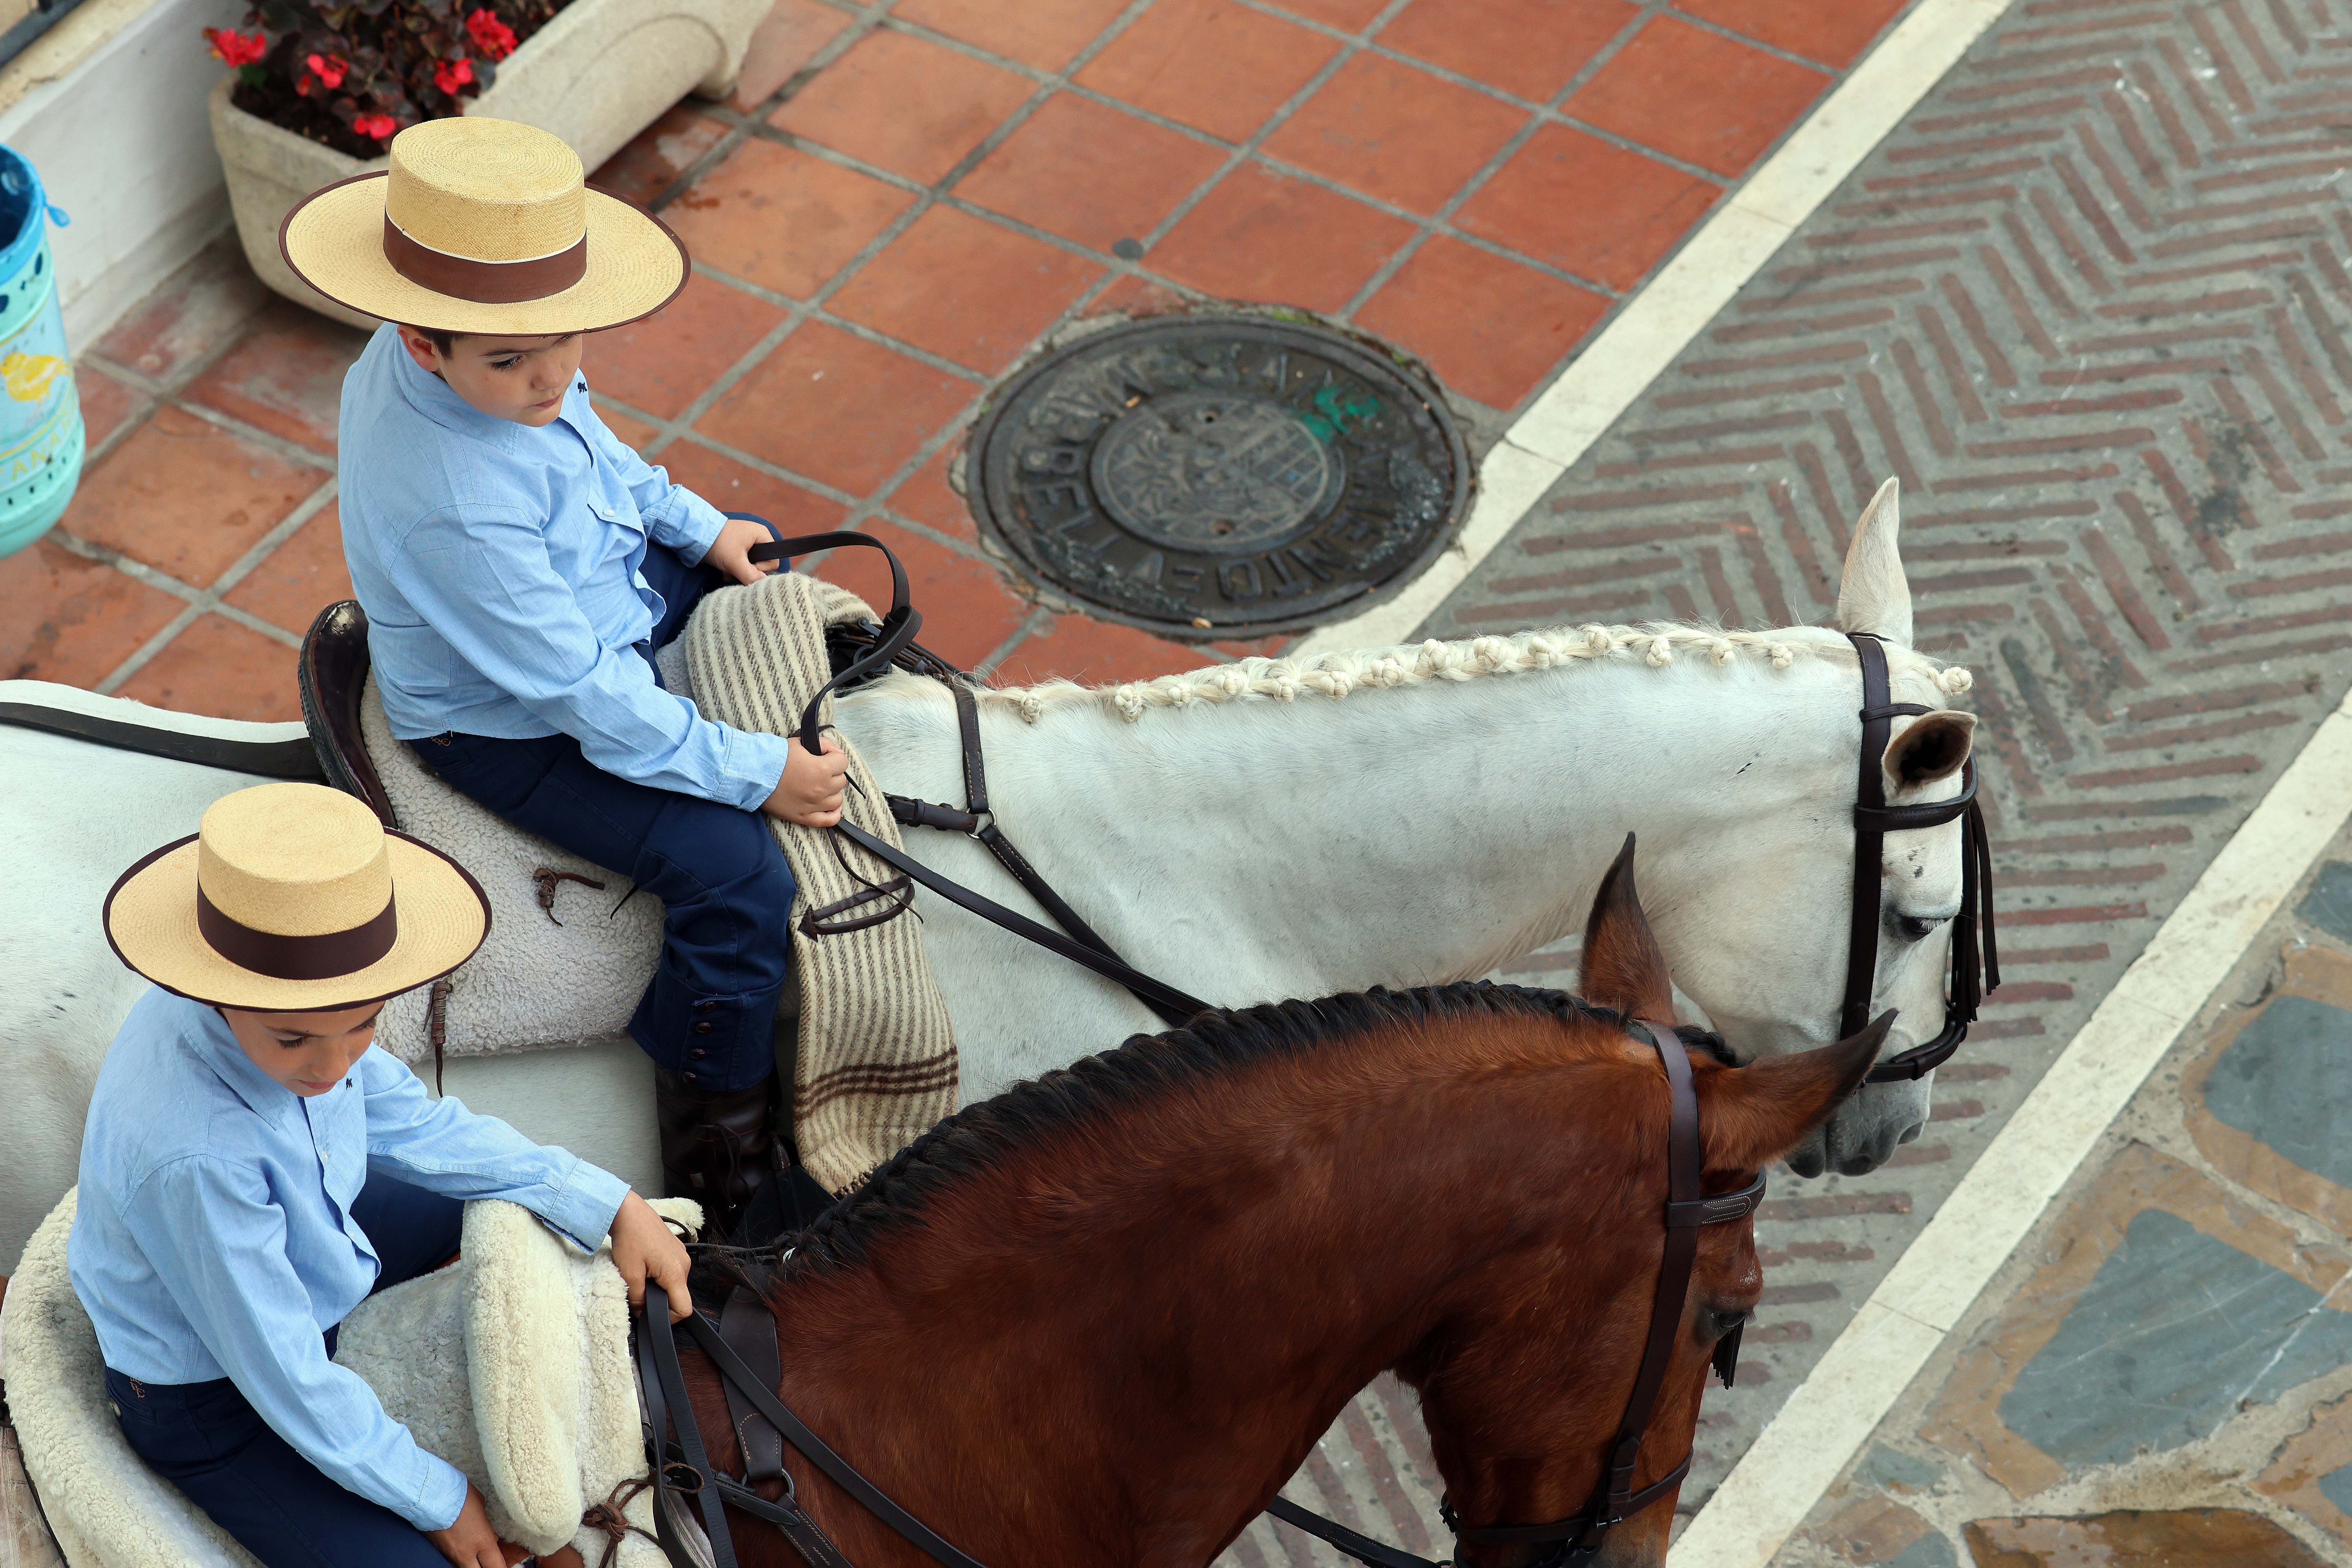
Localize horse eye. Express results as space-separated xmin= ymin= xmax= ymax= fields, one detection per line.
xmin=1895 ymin=913 xmax=1944 ymax=941
xmin=1704 ymin=1306 xmax=1749 ymax=1339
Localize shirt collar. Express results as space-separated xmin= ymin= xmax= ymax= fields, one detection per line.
xmin=385 ymin=324 xmax=529 ymax=454
xmin=182 ymin=997 xmax=299 ymax=1127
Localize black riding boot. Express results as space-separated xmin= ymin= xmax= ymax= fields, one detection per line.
xmin=654 ymin=1069 xmax=780 ymax=1242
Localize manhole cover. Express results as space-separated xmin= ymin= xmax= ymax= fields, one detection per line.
xmin=966 ymin=316 xmax=1471 ymax=638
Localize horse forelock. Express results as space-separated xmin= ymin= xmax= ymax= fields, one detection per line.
xmin=750 ymin=983 xmax=1662 ymax=1288
xmin=935 ymin=622 xmax=1973 ymax=725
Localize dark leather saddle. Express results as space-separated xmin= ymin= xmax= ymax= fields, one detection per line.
xmin=298 ymin=600 xmax=395 ymax=826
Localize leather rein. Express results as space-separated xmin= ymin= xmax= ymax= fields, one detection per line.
xmin=629 ymin=1015 xmax=1772 ymax=1568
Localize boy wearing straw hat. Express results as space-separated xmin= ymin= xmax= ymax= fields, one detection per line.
xmin=78 ymin=782 xmax=694 ymax=1568
xmin=280 ymin=118 xmax=851 ymax=1240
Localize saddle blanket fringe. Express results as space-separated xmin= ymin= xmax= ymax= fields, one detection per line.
xmin=681 ymin=571 xmax=958 ymax=1194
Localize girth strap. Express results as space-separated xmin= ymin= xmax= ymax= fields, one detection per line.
xmin=718 ymin=1286 xmax=786 ymax=1484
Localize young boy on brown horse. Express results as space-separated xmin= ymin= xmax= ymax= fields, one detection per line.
xmin=78 ymin=781 xmax=692 ymax=1568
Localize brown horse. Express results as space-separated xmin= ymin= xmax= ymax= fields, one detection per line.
xmin=672 ymin=856 xmax=1883 ymax=1568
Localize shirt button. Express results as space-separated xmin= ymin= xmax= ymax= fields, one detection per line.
xmin=692 ymin=1021 xmax=713 ymax=1035
xmin=689 ymin=1048 xmax=707 ymax=1061
xmin=683 ymin=1071 xmax=699 ymax=1084
xmin=694 ymin=1001 xmax=718 ymax=1013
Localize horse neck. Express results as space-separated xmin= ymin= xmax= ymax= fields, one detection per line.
xmin=763 ymin=1018 xmax=1653 ymax=1568
xmin=926 ymin=650 xmax=1859 ymax=991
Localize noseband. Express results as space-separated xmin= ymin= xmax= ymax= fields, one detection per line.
xmin=631 ymin=1013 xmax=1772 ymax=1568
xmin=1845 ymin=633 xmax=2000 ymax=1084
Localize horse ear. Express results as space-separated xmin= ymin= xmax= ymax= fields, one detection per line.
xmin=1700 ymin=1013 xmax=1893 ymax=1173
xmin=1836 ymin=477 xmax=1913 ymax=645
xmin=1885 ymin=711 xmax=1976 ymax=793
xmin=1580 ymin=835 xmax=1677 ymax=1023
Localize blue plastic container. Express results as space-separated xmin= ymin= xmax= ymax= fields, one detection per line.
xmin=0 ymin=144 xmax=74 ymax=560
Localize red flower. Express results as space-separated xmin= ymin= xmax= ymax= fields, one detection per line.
xmin=304 ymin=51 xmax=347 ymax=89
xmin=203 ymin=26 xmax=268 ymax=67
xmin=353 ymin=112 xmax=398 ymax=140
xmin=433 ymin=55 xmax=473 ymax=94
xmin=465 ymin=9 xmax=516 ymax=59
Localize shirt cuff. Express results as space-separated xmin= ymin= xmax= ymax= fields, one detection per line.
xmin=532 ymin=1157 xmax=633 ymax=1254
xmin=718 ymin=729 xmax=795 ymax=812
xmin=410 ymin=1455 xmax=470 ymax=1532
xmin=653 ymin=490 xmax=729 ymax=564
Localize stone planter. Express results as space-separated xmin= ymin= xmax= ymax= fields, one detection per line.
xmin=209 ymin=0 xmax=766 ymax=328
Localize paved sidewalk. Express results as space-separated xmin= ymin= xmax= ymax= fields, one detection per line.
xmin=6 ymin=0 xmax=1905 ymax=705
xmin=1776 ymin=816 xmax=2352 ymax=1567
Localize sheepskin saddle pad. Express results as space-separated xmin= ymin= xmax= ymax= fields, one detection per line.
xmin=362 ymin=569 xmax=958 ymax=1195
xmin=3 ymin=1190 xmax=703 ymax=1568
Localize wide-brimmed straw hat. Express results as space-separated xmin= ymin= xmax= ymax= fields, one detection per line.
xmin=278 ymin=117 xmax=687 ymax=334
xmin=104 ymin=782 xmax=490 ymax=1013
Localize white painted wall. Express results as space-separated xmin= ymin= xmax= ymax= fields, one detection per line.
xmin=0 ymin=0 xmax=243 ymax=348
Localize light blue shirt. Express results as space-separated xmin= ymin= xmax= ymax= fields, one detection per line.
xmin=68 ymin=988 xmax=633 ymax=1532
xmin=337 ymin=323 xmax=792 ymax=810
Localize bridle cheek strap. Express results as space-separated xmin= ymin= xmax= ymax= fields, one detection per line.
xmin=1845 ymin=633 xmax=2001 ymax=1085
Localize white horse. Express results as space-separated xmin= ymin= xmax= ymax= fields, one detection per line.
xmin=0 ymin=480 xmax=1977 ymax=1272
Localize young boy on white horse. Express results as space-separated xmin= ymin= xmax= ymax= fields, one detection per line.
xmin=75 ymin=781 xmax=693 ymax=1568
xmin=277 ymin=117 xmax=850 ymax=1236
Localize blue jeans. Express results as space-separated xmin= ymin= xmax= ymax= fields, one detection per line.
xmin=105 ymin=1177 xmax=464 ymax=1568
xmin=409 ymin=533 xmax=794 ymax=1092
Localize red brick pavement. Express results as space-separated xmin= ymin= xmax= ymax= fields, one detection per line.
xmin=9 ymin=0 xmax=1913 ymax=718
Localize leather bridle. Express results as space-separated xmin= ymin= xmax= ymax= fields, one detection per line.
xmin=629 ymin=1013 xmax=1789 ymax=1568
xmin=1844 ymin=633 xmax=2000 ymax=1085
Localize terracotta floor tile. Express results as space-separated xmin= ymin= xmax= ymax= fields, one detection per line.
xmin=597 ymin=405 xmax=662 ymax=449
xmin=0 ymin=538 xmax=183 ymax=685
xmin=182 ymin=301 xmax=370 ymax=454
xmin=1353 ymin=235 xmax=1608 ymax=408
xmin=1564 ymin=16 xmax=1829 ymax=176
xmin=116 ymin=614 xmax=301 ymax=722
xmin=772 ymin=30 xmax=1035 ymax=184
xmin=93 ymin=240 xmax=273 ymax=386
xmin=589 ymin=106 xmax=730 ymax=206
xmin=222 ymin=504 xmax=354 ymax=636
xmin=651 ymin=438 xmax=851 ymax=536
xmin=880 ymin=448 xmax=978 ymax=542
xmin=1259 ymin=0 xmax=1389 ymax=29
xmin=812 ymin=523 xmax=1024 ymax=668
xmin=730 ymin=0 xmax=855 ymax=109
xmin=1147 ymin=165 xmax=1417 ymax=313
xmin=989 ymin=612 xmax=1210 ymax=685
xmin=65 ymin=407 xmax=324 ymax=586
xmin=959 ymin=94 xmax=1228 ymax=253
xmin=76 ymin=365 xmax=146 ymax=451
xmin=696 ymin=322 xmax=977 ymax=496
xmin=895 ymin=0 xmax=1130 ymax=69
xmin=1454 ymin=123 xmax=1719 ymax=290
xmin=1075 ymin=0 xmax=1340 ymax=143
xmin=584 ymin=271 xmax=787 ymax=421
xmin=1263 ymin=53 xmax=1528 ymax=214
xmin=666 ymin=138 xmax=917 ymax=300
xmin=1085 ymin=274 xmax=1199 ymax=319
xmin=828 ymin=207 xmax=1102 ymax=372
xmin=1380 ymin=0 xmax=1637 ymax=105
xmin=1672 ymin=0 xmax=1910 ymax=68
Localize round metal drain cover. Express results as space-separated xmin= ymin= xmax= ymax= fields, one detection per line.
xmin=966 ymin=316 xmax=1471 ymax=637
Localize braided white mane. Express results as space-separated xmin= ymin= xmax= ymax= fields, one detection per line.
xmin=972 ymin=621 xmax=1974 ymax=724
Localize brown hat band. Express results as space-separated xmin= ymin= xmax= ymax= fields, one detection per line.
xmin=196 ymin=887 xmax=400 ymax=981
xmin=382 ymin=216 xmax=588 ymax=305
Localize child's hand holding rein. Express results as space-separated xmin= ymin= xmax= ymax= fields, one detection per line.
xmin=764 ymin=736 xmax=851 ymax=827
xmin=610 ymin=1190 xmax=694 ymax=1322
xmin=705 ymin=516 xmax=786 ymax=586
